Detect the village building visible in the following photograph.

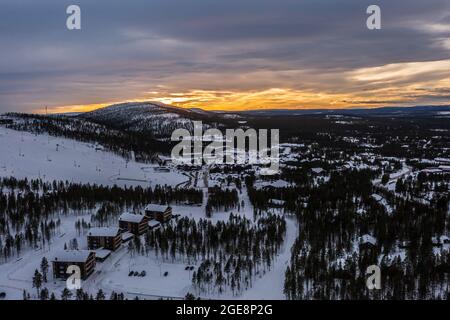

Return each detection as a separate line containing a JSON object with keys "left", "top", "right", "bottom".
{"left": 359, "top": 234, "right": 377, "bottom": 246}
{"left": 268, "top": 198, "right": 286, "bottom": 208}
{"left": 432, "top": 235, "right": 450, "bottom": 247}
{"left": 52, "top": 250, "right": 96, "bottom": 280}
{"left": 144, "top": 204, "right": 172, "bottom": 223}
{"left": 371, "top": 194, "right": 384, "bottom": 202}
{"left": 119, "top": 212, "right": 148, "bottom": 235}
{"left": 154, "top": 166, "right": 171, "bottom": 172}
{"left": 93, "top": 248, "right": 112, "bottom": 262}
{"left": 121, "top": 231, "right": 134, "bottom": 243}
{"left": 148, "top": 220, "right": 161, "bottom": 230}
{"left": 434, "top": 157, "right": 450, "bottom": 165}
{"left": 87, "top": 227, "right": 122, "bottom": 251}
{"left": 311, "top": 167, "right": 325, "bottom": 174}
{"left": 157, "top": 155, "right": 172, "bottom": 166}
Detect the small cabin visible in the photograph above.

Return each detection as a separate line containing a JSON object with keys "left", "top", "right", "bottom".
{"left": 121, "top": 232, "right": 134, "bottom": 243}
{"left": 311, "top": 167, "right": 325, "bottom": 175}
{"left": 87, "top": 227, "right": 122, "bottom": 251}
{"left": 268, "top": 199, "right": 286, "bottom": 208}
{"left": 52, "top": 250, "right": 96, "bottom": 280}
{"left": 432, "top": 235, "right": 450, "bottom": 247}
{"left": 144, "top": 204, "right": 172, "bottom": 223}
{"left": 148, "top": 220, "right": 161, "bottom": 230}
{"left": 119, "top": 213, "right": 148, "bottom": 235}
{"left": 359, "top": 234, "right": 378, "bottom": 251}
{"left": 93, "top": 249, "right": 112, "bottom": 262}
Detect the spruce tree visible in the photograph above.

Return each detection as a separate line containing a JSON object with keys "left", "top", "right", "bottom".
{"left": 61, "top": 288, "right": 72, "bottom": 300}
{"left": 32, "top": 269, "right": 43, "bottom": 298}
{"left": 40, "top": 257, "right": 49, "bottom": 282}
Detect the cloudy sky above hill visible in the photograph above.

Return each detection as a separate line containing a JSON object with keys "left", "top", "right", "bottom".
{"left": 1, "top": 0, "right": 450, "bottom": 112}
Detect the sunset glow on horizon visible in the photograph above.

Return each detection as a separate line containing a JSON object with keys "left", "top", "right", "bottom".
{"left": 43, "top": 57, "right": 450, "bottom": 114}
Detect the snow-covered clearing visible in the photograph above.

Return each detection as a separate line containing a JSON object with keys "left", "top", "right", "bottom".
{"left": 0, "top": 188, "right": 296, "bottom": 300}
{"left": 0, "top": 213, "right": 92, "bottom": 299}
{"left": 239, "top": 216, "right": 297, "bottom": 300}
{"left": 0, "top": 127, "right": 186, "bottom": 187}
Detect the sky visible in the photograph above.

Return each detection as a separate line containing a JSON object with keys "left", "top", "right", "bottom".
{"left": 1, "top": 0, "right": 450, "bottom": 113}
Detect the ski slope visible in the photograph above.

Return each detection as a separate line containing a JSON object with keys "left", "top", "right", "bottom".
{"left": 0, "top": 127, "right": 187, "bottom": 187}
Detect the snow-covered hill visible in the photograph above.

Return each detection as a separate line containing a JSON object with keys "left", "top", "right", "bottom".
{"left": 78, "top": 102, "right": 218, "bottom": 140}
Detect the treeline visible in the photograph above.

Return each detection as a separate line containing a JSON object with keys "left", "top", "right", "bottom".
{"left": 248, "top": 169, "right": 378, "bottom": 214}
{"left": 396, "top": 172, "right": 449, "bottom": 198}
{"left": 143, "top": 214, "right": 286, "bottom": 296}
{"left": 5, "top": 113, "right": 169, "bottom": 162}
{"left": 282, "top": 169, "right": 450, "bottom": 300}
{"left": 0, "top": 177, "right": 202, "bottom": 211}
{"left": 0, "top": 177, "right": 202, "bottom": 262}
{"left": 205, "top": 187, "right": 239, "bottom": 217}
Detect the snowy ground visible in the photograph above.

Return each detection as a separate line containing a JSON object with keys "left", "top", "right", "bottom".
{"left": 372, "top": 160, "right": 412, "bottom": 187}
{"left": 94, "top": 188, "right": 297, "bottom": 300}
{"left": 0, "top": 212, "right": 92, "bottom": 299}
{"left": 238, "top": 215, "right": 297, "bottom": 300}
{"left": 0, "top": 127, "right": 297, "bottom": 300}
{"left": 0, "top": 127, "right": 187, "bottom": 188}
{"left": 0, "top": 190, "right": 297, "bottom": 300}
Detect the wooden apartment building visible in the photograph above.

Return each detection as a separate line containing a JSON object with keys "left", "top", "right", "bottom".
{"left": 52, "top": 250, "right": 96, "bottom": 280}
{"left": 144, "top": 204, "right": 172, "bottom": 223}
{"left": 119, "top": 212, "right": 148, "bottom": 235}
{"left": 87, "top": 227, "right": 122, "bottom": 251}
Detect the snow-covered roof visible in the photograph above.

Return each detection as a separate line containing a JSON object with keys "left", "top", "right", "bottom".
{"left": 269, "top": 199, "right": 286, "bottom": 206}
{"left": 311, "top": 167, "right": 324, "bottom": 174}
{"left": 356, "top": 207, "right": 366, "bottom": 215}
{"left": 53, "top": 250, "right": 94, "bottom": 263}
{"left": 119, "top": 212, "right": 145, "bottom": 223}
{"left": 88, "top": 227, "right": 120, "bottom": 237}
{"left": 359, "top": 234, "right": 377, "bottom": 246}
{"left": 254, "top": 179, "right": 291, "bottom": 189}
{"left": 144, "top": 204, "right": 170, "bottom": 212}
{"left": 148, "top": 220, "right": 161, "bottom": 228}
{"left": 121, "top": 232, "right": 134, "bottom": 241}
{"left": 432, "top": 235, "right": 450, "bottom": 244}
{"left": 421, "top": 168, "right": 442, "bottom": 173}
{"left": 94, "top": 248, "right": 112, "bottom": 259}
{"left": 371, "top": 194, "right": 383, "bottom": 202}
{"left": 434, "top": 157, "right": 450, "bottom": 163}
{"left": 158, "top": 155, "right": 172, "bottom": 161}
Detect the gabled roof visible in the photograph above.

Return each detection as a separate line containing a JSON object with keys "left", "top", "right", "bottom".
{"left": 88, "top": 227, "right": 121, "bottom": 237}
{"left": 53, "top": 250, "right": 94, "bottom": 263}
{"left": 144, "top": 204, "right": 170, "bottom": 212}
{"left": 119, "top": 212, "right": 146, "bottom": 223}
{"left": 311, "top": 167, "right": 324, "bottom": 174}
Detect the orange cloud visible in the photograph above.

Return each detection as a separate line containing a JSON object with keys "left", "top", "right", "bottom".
{"left": 43, "top": 59, "right": 450, "bottom": 114}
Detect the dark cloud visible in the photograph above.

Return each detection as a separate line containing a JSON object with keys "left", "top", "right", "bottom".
{"left": 1, "top": 0, "right": 450, "bottom": 112}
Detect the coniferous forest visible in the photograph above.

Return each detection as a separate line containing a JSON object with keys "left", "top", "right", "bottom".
{"left": 0, "top": 110, "right": 449, "bottom": 300}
